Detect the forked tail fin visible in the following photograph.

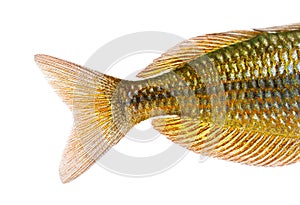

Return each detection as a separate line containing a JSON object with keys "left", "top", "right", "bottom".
{"left": 35, "top": 54, "right": 130, "bottom": 183}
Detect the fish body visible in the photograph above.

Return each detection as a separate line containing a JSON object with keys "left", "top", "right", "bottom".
{"left": 35, "top": 23, "right": 300, "bottom": 183}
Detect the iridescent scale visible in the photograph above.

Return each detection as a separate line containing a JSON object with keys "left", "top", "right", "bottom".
{"left": 208, "top": 31, "right": 300, "bottom": 137}
{"left": 35, "top": 24, "right": 300, "bottom": 183}
{"left": 116, "top": 30, "right": 300, "bottom": 166}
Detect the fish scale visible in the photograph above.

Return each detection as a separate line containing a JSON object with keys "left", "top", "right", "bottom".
{"left": 137, "top": 29, "right": 300, "bottom": 167}
{"left": 35, "top": 23, "right": 300, "bottom": 183}
{"left": 119, "top": 38, "right": 300, "bottom": 137}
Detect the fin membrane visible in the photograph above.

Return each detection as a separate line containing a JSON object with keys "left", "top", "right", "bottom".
{"left": 137, "top": 30, "right": 260, "bottom": 78}
{"left": 152, "top": 117, "right": 300, "bottom": 166}
{"left": 59, "top": 127, "right": 95, "bottom": 183}
{"left": 137, "top": 23, "right": 300, "bottom": 78}
{"left": 35, "top": 54, "right": 130, "bottom": 183}
{"left": 254, "top": 22, "right": 300, "bottom": 32}
{"left": 152, "top": 117, "right": 223, "bottom": 154}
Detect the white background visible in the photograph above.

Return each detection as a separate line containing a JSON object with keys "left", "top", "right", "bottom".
{"left": 1, "top": 0, "right": 300, "bottom": 204}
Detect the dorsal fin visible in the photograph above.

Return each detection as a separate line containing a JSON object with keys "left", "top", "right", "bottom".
{"left": 137, "top": 23, "right": 300, "bottom": 78}
{"left": 136, "top": 30, "right": 260, "bottom": 78}
{"left": 254, "top": 22, "right": 300, "bottom": 32}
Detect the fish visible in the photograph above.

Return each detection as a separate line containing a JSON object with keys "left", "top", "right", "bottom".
{"left": 35, "top": 23, "right": 300, "bottom": 183}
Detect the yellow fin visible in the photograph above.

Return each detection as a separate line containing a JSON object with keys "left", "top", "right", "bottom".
{"left": 152, "top": 117, "right": 300, "bottom": 166}
{"left": 137, "top": 23, "right": 300, "bottom": 78}
{"left": 137, "top": 30, "right": 260, "bottom": 78}
{"left": 35, "top": 54, "right": 130, "bottom": 183}
{"left": 152, "top": 117, "right": 223, "bottom": 154}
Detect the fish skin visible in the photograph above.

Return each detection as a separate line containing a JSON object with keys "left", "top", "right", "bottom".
{"left": 113, "top": 29, "right": 300, "bottom": 167}
{"left": 119, "top": 30, "right": 300, "bottom": 137}
{"left": 35, "top": 24, "right": 300, "bottom": 183}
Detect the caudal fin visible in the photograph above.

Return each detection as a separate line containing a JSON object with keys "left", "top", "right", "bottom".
{"left": 35, "top": 54, "right": 129, "bottom": 183}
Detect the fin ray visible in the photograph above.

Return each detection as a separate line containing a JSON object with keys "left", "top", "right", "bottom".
{"left": 35, "top": 54, "right": 130, "bottom": 183}
{"left": 152, "top": 117, "right": 300, "bottom": 166}
{"left": 137, "top": 23, "right": 300, "bottom": 78}
{"left": 137, "top": 30, "right": 260, "bottom": 78}
{"left": 254, "top": 22, "right": 300, "bottom": 32}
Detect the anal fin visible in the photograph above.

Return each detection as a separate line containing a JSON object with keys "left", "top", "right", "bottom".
{"left": 152, "top": 117, "right": 300, "bottom": 166}
{"left": 152, "top": 117, "right": 223, "bottom": 154}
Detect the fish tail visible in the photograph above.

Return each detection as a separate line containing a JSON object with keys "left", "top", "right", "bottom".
{"left": 34, "top": 54, "right": 129, "bottom": 183}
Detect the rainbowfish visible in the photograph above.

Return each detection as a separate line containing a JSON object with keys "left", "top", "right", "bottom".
{"left": 35, "top": 23, "right": 300, "bottom": 183}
